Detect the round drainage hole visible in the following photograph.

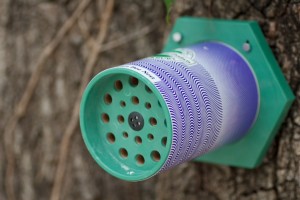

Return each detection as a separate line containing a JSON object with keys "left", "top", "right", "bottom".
{"left": 136, "top": 154, "right": 145, "bottom": 165}
{"left": 162, "top": 137, "right": 167, "bottom": 147}
{"left": 132, "top": 96, "right": 139, "bottom": 105}
{"left": 145, "top": 102, "right": 151, "bottom": 109}
{"left": 149, "top": 117, "right": 157, "bottom": 126}
{"left": 104, "top": 93, "right": 112, "bottom": 104}
{"left": 145, "top": 85, "right": 152, "bottom": 93}
{"left": 151, "top": 151, "right": 161, "bottom": 162}
{"left": 147, "top": 133, "right": 154, "bottom": 140}
{"left": 120, "top": 101, "right": 126, "bottom": 107}
{"left": 158, "top": 101, "right": 161, "bottom": 107}
{"left": 129, "top": 76, "right": 139, "bottom": 87}
{"left": 101, "top": 113, "right": 110, "bottom": 123}
{"left": 119, "top": 148, "right": 128, "bottom": 158}
{"left": 123, "top": 132, "right": 128, "bottom": 138}
{"left": 114, "top": 80, "right": 123, "bottom": 91}
{"left": 135, "top": 136, "right": 142, "bottom": 144}
{"left": 107, "top": 133, "right": 115, "bottom": 143}
{"left": 118, "top": 115, "right": 124, "bottom": 123}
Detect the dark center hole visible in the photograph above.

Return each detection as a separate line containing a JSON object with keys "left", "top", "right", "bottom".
{"left": 128, "top": 112, "right": 144, "bottom": 131}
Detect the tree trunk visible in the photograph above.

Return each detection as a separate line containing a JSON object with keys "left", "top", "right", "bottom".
{"left": 0, "top": 0, "right": 299, "bottom": 200}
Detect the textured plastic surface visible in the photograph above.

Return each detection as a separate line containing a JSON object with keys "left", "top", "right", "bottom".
{"left": 163, "top": 17, "right": 295, "bottom": 168}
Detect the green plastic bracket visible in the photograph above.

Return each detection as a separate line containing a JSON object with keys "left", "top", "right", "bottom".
{"left": 163, "top": 17, "right": 295, "bottom": 168}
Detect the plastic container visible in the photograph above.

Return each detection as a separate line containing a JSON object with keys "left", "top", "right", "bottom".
{"left": 80, "top": 41, "right": 259, "bottom": 181}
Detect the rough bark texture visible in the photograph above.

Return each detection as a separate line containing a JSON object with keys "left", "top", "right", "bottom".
{"left": 0, "top": 0, "right": 299, "bottom": 200}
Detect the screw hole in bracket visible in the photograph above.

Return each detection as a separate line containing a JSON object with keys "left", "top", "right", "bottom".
{"left": 243, "top": 40, "right": 251, "bottom": 52}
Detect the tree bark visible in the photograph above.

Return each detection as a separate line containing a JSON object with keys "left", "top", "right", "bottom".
{"left": 0, "top": 0, "right": 299, "bottom": 200}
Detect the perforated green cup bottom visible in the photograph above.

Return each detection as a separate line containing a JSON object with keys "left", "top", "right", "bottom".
{"left": 80, "top": 67, "right": 172, "bottom": 181}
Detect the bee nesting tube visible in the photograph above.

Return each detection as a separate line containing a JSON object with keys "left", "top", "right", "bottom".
{"left": 80, "top": 42, "right": 259, "bottom": 181}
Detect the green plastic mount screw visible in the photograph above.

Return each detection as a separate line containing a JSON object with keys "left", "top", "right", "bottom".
{"left": 163, "top": 17, "right": 295, "bottom": 168}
